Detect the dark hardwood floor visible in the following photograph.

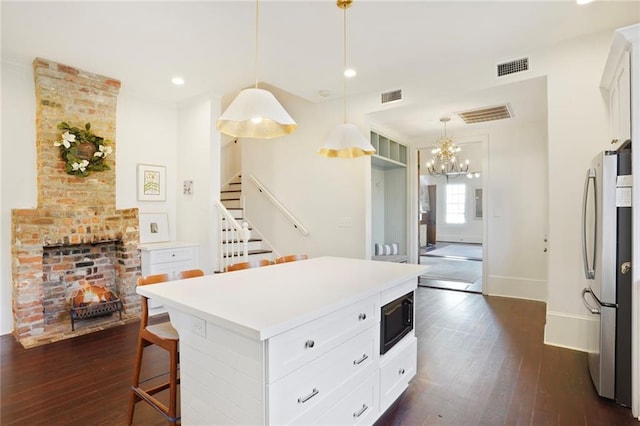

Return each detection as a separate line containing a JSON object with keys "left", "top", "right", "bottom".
{"left": 375, "top": 288, "right": 636, "bottom": 426}
{"left": 1, "top": 287, "right": 636, "bottom": 425}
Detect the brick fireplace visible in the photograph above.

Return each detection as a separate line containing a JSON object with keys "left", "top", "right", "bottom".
{"left": 11, "top": 58, "right": 141, "bottom": 348}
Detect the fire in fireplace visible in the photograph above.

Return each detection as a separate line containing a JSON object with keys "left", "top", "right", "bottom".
{"left": 70, "top": 283, "right": 123, "bottom": 331}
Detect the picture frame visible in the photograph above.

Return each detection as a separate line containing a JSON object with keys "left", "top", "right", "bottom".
{"left": 137, "top": 164, "right": 166, "bottom": 202}
{"left": 139, "top": 213, "right": 170, "bottom": 243}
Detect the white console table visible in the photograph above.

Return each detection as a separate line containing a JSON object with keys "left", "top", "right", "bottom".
{"left": 138, "top": 256, "right": 427, "bottom": 425}
{"left": 138, "top": 241, "right": 199, "bottom": 316}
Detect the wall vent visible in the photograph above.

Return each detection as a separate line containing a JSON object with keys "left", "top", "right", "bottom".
{"left": 381, "top": 89, "right": 402, "bottom": 104}
{"left": 458, "top": 104, "right": 513, "bottom": 124}
{"left": 496, "top": 57, "right": 529, "bottom": 77}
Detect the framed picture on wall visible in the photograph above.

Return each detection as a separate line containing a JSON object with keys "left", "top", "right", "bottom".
{"left": 137, "top": 164, "right": 166, "bottom": 201}
{"left": 139, "top": 213, "right": 170, "bottom": 243}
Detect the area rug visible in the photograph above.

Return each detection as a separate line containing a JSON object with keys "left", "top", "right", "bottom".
{"left": 425, "top": 243, "right": 482, "bottom": 261}
{"left": 419, "top": 256, "right": 482, "bottom": 283}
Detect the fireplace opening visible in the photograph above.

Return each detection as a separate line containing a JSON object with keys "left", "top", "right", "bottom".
{"left": 70, "top": 283, "right": 123, "bottom": 331}
{"left": 43, "top": 241, "right": 122, "bottom": 332}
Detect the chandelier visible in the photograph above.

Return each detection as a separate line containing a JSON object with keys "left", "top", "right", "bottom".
{"left": 425, "top": 117, "right": 470, "bottom": 177}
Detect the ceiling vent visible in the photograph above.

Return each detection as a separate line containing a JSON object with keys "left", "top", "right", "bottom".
{"left": 381, "top": 89, "right": 402, "bottom": 104}
{"left": 458, "top": 104, "right": 513, "bottom": 124}
{"left": 496, "top": 57, "right": 529, "bottom": 77}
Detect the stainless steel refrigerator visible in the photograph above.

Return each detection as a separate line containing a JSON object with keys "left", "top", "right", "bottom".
{"left": 581, "top": 141, "right": 632, "bottom": 407}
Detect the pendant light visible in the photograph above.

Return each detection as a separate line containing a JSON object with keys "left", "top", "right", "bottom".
{"left": 216, "top": 0, "right": 296, "bottom": 139}
{"left": 318, "top": 0, "right": 376, "bottom": 158}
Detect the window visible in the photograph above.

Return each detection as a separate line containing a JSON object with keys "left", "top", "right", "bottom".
{"left": 445, "top": 183, "right": 466, "bottom": 224}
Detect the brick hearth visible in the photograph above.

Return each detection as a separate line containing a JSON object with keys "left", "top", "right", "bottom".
{"left": 11, "top": 58, "right": 141, "bottom": 348}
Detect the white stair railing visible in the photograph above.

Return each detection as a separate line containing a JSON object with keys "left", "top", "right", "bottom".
{"left": 215, "top": 199, "right": 250, "bottom": 272}
{"left": 248, "top": 175, "right": 310, "bottom": 236}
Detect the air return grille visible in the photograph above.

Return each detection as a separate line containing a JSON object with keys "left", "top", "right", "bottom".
{"left": 458, "top": 105, "right": 512, "bottom": 124}
{"left": 381, "top": 89, "right": 402, "bottom": 104}
{"left": 496, "top": 57, "right": 529, "bottom": 77}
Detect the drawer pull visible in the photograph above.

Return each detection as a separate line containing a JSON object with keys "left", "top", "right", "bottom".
{"left": 304, "top": 340, "right": 315, "bottom": 349}
{"left": 353, "top": 353, "right": 368, "bottom": 365}
{"left": 297, "top": 388, "right": 319, "bottom": 404}
{"left": 353, "top": 404, "right": 368, "bottom": 418}
{"left": 399, "top": 368, "right": 405, "bottom": 375}
{"left": 358, "top": 313, "right": 367, "bottom": 321}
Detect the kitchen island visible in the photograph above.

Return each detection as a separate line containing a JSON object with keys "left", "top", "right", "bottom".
{"left": 138, "top": 256, "right": 427, "bottom": 425}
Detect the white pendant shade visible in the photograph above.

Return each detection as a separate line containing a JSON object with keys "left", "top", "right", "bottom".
{"left": 318, "top": 123, "right": 376, "bottom": 158}
{"left": 216, "top": 88, "right": 297, "bottom": 139}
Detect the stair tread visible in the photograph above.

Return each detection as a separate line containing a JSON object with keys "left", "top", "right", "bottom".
{"left": 221, "top": 238, "right": 262, "bottom": 244}
{"left": 221, "top": 190, "right": 242, "bottom": 193}
{"left": 222, "top": 249, "right": 272, "bottom": 258}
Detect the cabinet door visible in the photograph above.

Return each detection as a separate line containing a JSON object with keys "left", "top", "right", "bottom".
{"left": 609, "top": 50, "right": 631, "bottom": 144}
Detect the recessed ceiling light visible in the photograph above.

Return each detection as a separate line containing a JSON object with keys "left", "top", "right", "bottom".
{"left": 344, "top": 68, "right": 356, "bottom": 78}
{"left": 171, "top": 77, "right": 185, "bottom": 86}
{"left": 576, "top": 0, "right": 594, "bottom": 4}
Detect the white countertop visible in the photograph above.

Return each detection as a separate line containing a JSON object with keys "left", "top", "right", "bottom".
{"left": 137, "top": 256, "right": 427, "bottom": 341}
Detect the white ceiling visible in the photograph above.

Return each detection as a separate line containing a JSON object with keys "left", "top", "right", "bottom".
{"left": 2, "top": 1, "right": 639, "bottom": 141}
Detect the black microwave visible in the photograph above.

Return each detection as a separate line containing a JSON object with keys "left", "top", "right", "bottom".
{"left": 380, "top": 291, "right": 414, "bottom": 355}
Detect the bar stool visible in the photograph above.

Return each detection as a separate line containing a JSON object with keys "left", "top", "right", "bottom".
{"left": 177, "top": 268, "right": 205, "bottom": 279}
{"left": 127, "top": 273, "right": 180, "bottom": 425}
{"left": 274, "top": 254, "right": 309, "bottom": 264}
{"left": 226, "top": 259, "right": 271, "bottom": 272}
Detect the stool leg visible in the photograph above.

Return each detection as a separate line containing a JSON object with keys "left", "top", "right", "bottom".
{"left": 127, "top": 337, "right": 145, "bottom": 425}
{"left": 168, "top": 341, "right": 179, "bottom": 425}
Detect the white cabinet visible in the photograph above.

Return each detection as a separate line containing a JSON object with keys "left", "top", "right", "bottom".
{"left": 607, "top": 51, "right": 631, "bottom": 144}
{"left": 139, "top": 241, "right": 199, "bottom": 315}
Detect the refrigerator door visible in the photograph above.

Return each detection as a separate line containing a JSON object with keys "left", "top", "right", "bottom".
{"left": 588, "top": 152, "right": 619, "bottom": 304}
{"left": 582, "top": 287, "right": 616, "bottom": 399}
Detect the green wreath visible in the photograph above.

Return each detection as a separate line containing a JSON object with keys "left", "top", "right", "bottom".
{"left": 54, "top": 122, "right": 112, "bottom": 177}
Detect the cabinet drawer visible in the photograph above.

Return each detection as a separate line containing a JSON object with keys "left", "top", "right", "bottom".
{"left": 312, "top": 370, "right": 379, "bottom": 425}
{"left": 149, "top": 247, "right": 195, "bottom": 264}
{"left": 380, "top": 336, "right": 417, "bottom": 412}
{"left": 268, "top": 326, "right": 377, "bottom": 426}
{"left": 267, "top": 296, "right": 377, "bottom": 382}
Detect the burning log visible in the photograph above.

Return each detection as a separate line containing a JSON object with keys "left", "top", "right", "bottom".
{"left": 70, "top": 282, "right": 122, "bottom": 331}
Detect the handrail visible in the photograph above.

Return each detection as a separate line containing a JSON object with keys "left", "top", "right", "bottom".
{"left": 222, "top": 137, "right": 238, "bottom": 150}
{"left": 214, "top": 199, "right": 250, "bottom": 272}
{"left": 248, "top": 175, "right": 310, "bottom": 236}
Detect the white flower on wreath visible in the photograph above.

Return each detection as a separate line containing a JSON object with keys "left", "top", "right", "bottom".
{"left": 53, "top": 131, "right": 76, "bottom": 149}
{"left": 93, "top": 144, "right": 113, "bottom": 158}
{"left": 71, "top": 160, "right": 89, "bottom": 172}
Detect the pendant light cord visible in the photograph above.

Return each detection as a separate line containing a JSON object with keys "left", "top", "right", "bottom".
{"left": 343, "top": 5, "right": 348, "bottom": 124}
{"left": 254, "top": 0, "right": 259, "bottom": 89}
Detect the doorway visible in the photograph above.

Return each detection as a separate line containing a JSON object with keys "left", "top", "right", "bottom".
{"left": 417, "top": 142, "right": 484, "bottom": 294}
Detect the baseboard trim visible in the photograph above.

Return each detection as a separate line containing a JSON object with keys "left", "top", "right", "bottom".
{"left": 485, "top": 275, "right": 546, "bottom": 301}
{"left": 544, "top": 310, "right": 596, "bottom": 352}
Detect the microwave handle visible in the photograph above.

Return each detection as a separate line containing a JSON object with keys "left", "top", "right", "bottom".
{"left": 402, "top": 299, "right": 413, "bottom": 326}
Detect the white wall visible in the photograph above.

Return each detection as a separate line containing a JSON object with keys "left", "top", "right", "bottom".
{"left": 116, "top": 90, "right": 178, "bottom": 227}
{"left": 1, "top": 61, "right": 37, "bottom": 335}
{"left": 176, "top": 95, "right": 221, "bottom": 273}
{"left": 242, "top": 86, "right": 370, "bottom": 260}
{"left": 371, "top": 167, "right": 385, "bottom": 249}
{"left": 0, "top": 62, "right": 180, "bottom": 335}
{"left": 541, "top": 31, "right": 617, "bottom": 350}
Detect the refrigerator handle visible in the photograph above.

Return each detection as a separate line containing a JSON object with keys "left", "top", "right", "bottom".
{"left": 581, "top": 288, "right": 600, "bottom": 315}
{"left": 581, "top": 168, "right": 596, "bottom": 280}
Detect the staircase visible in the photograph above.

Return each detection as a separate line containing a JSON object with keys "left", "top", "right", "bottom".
{"left": 219, "top": 175, "right": 273, "bottom": 269}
